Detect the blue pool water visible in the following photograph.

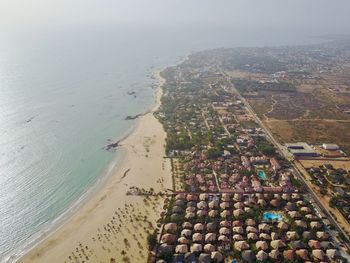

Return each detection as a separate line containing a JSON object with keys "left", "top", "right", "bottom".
{"left": 258, "top": 170, "right": 267, "bottom": 180}
{"left": 263, "top": 212, "right": 283, "bottom": 221}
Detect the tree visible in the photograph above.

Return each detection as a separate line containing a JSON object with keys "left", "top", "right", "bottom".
{"left": 207, "top": 147, "right": 221, "bottom": 159}
{"left": 147, "top": 233, "right": 158, "bottom": 250}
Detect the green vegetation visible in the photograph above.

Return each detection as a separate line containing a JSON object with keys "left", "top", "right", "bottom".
{"left": 147, "top": 233, "right": 157, "bottom": 250}
{"left": 254, "top": 137, "right": 276, "bottom": 156}
{"left": 233, "top": 79, "right": 296, "bottom": 93}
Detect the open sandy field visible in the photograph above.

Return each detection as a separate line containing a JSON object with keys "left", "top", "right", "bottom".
{"left": 18, "top": 72, "right": 172, "bottom": 263}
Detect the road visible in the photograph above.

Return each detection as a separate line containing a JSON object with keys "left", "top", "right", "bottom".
{"left": 222, "top": 71, "right": 350, "bottom": 249}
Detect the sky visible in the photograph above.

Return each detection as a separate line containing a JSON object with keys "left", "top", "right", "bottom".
{"left": 0, "top": 0, "right": 349, "bottom": 34}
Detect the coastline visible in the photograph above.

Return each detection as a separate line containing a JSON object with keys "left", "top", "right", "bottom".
{"left": 15, "top": 70, "right": 172, "bottom": 263}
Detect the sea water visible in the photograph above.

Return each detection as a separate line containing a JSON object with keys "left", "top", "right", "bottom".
{"left": 0, "top": 26, "right": 324, "bottom": 261}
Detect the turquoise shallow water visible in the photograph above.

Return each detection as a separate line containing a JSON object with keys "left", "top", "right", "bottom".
{"left": 263, "top": 212, "right": 283, "bottom": 221}
{"left": 258, "top": 170, "right": 267, "bottom": 180}
{"left": 0, "top": 26, "right": 324, "bottom": 261}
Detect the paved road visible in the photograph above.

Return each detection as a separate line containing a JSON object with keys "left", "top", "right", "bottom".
{"left": 222, "top": 71, "right": 350, "bottom": 248}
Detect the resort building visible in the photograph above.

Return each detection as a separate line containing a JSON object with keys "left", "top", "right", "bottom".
{"left": 285, "top": 142, "right": 319, "bottom": 158}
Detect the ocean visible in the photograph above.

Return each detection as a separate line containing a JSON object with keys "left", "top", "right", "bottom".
{"left": 0, "top": 25, "right": 325, "bottom": 261}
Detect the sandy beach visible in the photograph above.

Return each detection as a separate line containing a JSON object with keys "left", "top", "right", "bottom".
{"left": 18, "top": 71, "right": 172, "bottom": 263}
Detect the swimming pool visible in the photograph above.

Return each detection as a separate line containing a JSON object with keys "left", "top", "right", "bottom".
{"left": 258, "top": 170, "right": 267, "bottom": 180}
{"left": 263, "top": 212, "right": 283, "bottom": 221}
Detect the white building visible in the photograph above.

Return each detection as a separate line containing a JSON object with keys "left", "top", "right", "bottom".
{"left": 322, "top": 143, "right": 340, "bottom": 151}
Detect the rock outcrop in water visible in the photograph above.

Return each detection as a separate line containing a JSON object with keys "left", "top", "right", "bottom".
{"left": 104, "top": 139, "right": 122, "bottom": 151}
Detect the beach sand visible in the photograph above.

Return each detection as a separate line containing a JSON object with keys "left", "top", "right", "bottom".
{"left": 18, "top": 71, "right": 171, "bottom": 263}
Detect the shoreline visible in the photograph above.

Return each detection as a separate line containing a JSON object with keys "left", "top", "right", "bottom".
{"left": 14, "top": 69, "right": 172, "bottom": 263}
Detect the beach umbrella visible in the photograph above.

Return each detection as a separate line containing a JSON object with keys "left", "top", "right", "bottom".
{"left": 190, "top": 243, "right": 202, "bottom": 253}
{"left": 219, "top": 227, "right": 230, "bottom": 236}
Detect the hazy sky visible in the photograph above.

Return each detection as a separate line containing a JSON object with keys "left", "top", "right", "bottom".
{"left": 0, "top": 0, "right": 349, "bottom": 33}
